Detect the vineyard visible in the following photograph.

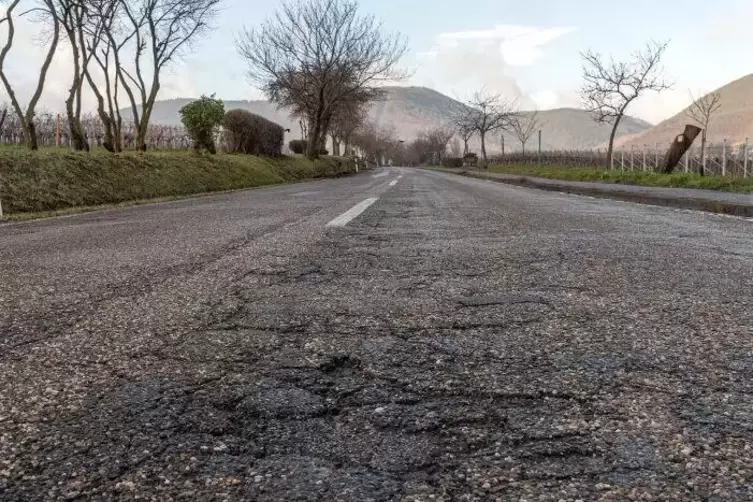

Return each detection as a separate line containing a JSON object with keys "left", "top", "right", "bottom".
{"left": 491, "top": 139, "right": 753, "bottom": 177}
{"left": 0, "top": 110, "right": 192, "bottom": 150}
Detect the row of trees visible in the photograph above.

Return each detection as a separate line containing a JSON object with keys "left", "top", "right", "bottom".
{"left": 0, "top": 0, "right": 219, "bottom": 151}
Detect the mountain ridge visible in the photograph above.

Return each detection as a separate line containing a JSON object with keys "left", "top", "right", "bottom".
{"left": 616, "top": 73, "right": 753, "bottom": 149}
{"left": 138, "top": 86, "right": 653, "bottom": 152}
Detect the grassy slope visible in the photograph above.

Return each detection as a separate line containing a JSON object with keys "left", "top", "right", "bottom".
{"left": 487, "top": 164, "right": 753, "bottom": 193}
{"left": 0, "top": 151, "right": 355, "bottom": 215}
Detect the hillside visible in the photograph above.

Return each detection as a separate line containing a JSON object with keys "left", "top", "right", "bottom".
{"left": 616, "top": 74, "right": 753, "bottom": 149}
{"left": 139, "top": 86, "right": 652, "bottom": 152}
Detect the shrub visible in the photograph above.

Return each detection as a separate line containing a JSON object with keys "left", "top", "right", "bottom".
{"left": 179, "top": 94, "right": 225, "bottom": 154}
{"left": 441, "top": 157, "right": 463, "bottom": 168}
{"left": 288, "top": 139, "right": 328, "bottom": 156}
{"left": 289, "top": 139, "right": 307, "bottom": 154}
{"left": 222, "top": 109, "right": 284, "bottom": 156}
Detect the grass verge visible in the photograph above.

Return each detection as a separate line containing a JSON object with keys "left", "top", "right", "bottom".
{"left": 486, "top": 164, "right": 753, "bottom": 193}
{"left": 0, "top": 150, "right": 355, "bottom": 217}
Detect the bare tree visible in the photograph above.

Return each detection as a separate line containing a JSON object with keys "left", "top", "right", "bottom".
{"left": 451, "top": 106, "right": 476, "bottom": 155}
{"left": 467, "top": 90, "right": 517, "bottom": 161}
{"left": 450, "top": 137, "right": 461, "bottom": 157}
{"left": 508, "top": 111, "right": 541, "bottom": 154}
{"left": 581, "top": 40, "right": 672, "bottom": 167}
{"left": 0, "top": 0, "right": 60, "bottom": 150}
{"left": 50, "top": 0, "right": 110, "bottom": 150}
{"left": 420, "top": 126, "right": 454, "bottom": 163}
{"left": 118, "top": 0, "right": 219, "bottom": 150}
{"left": 237, "top": 0, "right": 407, "bottom": 159}
{"left": 330, "top": 98, "right": 369, "bottom": 156}
{"left": 82, "top": 0, "right": 126, "bottom": 151}
{"left": 685, "top": 89, "right": 722, "bottom": 176}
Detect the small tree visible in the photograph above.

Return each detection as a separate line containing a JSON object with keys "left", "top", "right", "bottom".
{"left": 508, "top": 111, "right": 541, "bottom": 154}
{"left": 467, "top": 91, "right": 517, "bottom": 161}
{"left": 451, "top": 106, "right": 476, "bottom": 155}
{"left": 450, "top": 137, "right": 461, "bottom": 157}
{"left": 581, "top": 40, "right": 672, "bottom": 168}
{"left": 180, "top": 95, "right": 225, "bottom": 153}
{"left": 420, "top": 126, "right": 454, "bottom": 164}
{"left": 685, "top": 90, "right": 722, "bottom": 176}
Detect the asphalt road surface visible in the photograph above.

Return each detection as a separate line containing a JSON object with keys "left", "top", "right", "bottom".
{"left": 2, "top": 168, "right": 753, "bottom": 501}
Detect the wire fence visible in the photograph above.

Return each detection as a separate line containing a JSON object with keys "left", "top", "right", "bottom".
{"left": 0, "top": 113, "right": 300, "bottom": 154}
{"left": 491, "top": 139, "right": 752, "bottom": 177}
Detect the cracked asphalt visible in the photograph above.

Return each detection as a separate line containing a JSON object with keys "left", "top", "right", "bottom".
{"left": 2, "top": 167, "right": 753, "bottom": 501}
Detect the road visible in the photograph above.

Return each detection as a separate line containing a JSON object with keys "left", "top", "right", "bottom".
{"left": 2, "top": 167, "right": 753, "bottom": 501}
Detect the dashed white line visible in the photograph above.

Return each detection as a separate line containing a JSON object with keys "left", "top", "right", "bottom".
{"left": 371, "top": 171, "right": 389, "bottom": 178}
{"left": 389, "top": 179, "right": 398, "bottom": 186}
{"left": 397, "top": 175, "right": 404, "bottom": 179}
{"left": 326, "top": 198, "right": 379, "bottom": 227}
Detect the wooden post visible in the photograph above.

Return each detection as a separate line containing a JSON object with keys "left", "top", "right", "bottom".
{"left": 744, "top": 138, "right": 749, "bottom": 177}
{"left": 685, "top": 148, "right": 689, "bottom": 173}
{"left": 630, "top": 145, "right": 634, "bottom": 171}
{"left": 642, "top": 144, "right": 646, "bottom": 171}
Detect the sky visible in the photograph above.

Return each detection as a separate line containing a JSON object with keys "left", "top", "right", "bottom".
{"left": 3, "top": 0, "right": 753, "bottom": 124}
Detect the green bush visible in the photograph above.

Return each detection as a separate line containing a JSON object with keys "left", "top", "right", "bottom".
{"left": 179, "top": 94, "right": 225, "bottom": 154}
{"left": 288, "top": 139, "right": 328, "bottom": 156}
{"left": 223, "top": 109, "right": 284, "bottom": 156}
{"left": 441, "top": 157, "right": 463, "bottom": 168}
{"left": 289, "top": 139, "right": 307, "bottom": 154}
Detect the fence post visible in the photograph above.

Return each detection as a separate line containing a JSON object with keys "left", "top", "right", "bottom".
{"left": 745, "top": 138, "right": 749, "bottom": 177}
{"left": 642, "top": 144, "right": 647, "bottom": 171}
{"left": 685, "top": 148, "right": 689, "bottom": 173}
{"left": 654, "top": 143, "right": 659, "bottom": 171}
{"left": 722, "top": 139, "right": 727, "bottom": 176}
{"left": 620, "top": 150, "right": 624, "bottom": 172}
{"left": 630, "top": 145, "right": 634, "bottom": 171}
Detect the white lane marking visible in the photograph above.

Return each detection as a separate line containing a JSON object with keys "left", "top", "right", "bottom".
{"left": 326, "top": 198, "right": 379, "bottom": 227}
{"left": 372, "top": 171, "right": 389, "bottom": 178}
{"left": 389, "top": 179, "right": 398, "bottom": 186}
{"left": 397, "top": 175, "right": 404, "bottom": 179}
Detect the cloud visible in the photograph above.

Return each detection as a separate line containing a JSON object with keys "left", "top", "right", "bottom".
{"left": 414, "top": 24, "right": 575, "bottom": 107}
{"left": 435, "top": 25, "right": 576, "bottom": 67}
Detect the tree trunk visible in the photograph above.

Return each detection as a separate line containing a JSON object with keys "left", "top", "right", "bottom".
{"left": 480, "top": 132, "right": 487, "bottom": 161}
{"left": 306, "top": 122, "right": 320, "bottom": 159}
{"left": 661, "top": 124, "right": 702, "bottom": 174}
{"left": 65, "top": 86, "right": 88, "bottom": 151}
{"left": 25, "top": 120, "right": 38, "bottom": 150}
{"left": 699, "top": 130, "right": 706, "bottom": 177}
{"left": 606, "top": 115, "right": 623, "bottom": 169}
{"left": 331, "top": 134, "right": 340, "bottom": 156}
{"left": 463, "top": 139, "right": 469, "bottom": 155}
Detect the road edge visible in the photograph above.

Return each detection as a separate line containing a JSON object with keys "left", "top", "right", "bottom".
{"left": 431, "top": 168, "right": 753, "bottom": 218}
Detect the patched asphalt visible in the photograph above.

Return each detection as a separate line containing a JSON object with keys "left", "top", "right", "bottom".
{"left": 2, "top": 168, "right": 753, "bottom": 501}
